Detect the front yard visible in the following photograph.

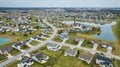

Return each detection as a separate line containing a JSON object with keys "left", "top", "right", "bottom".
{"left": 65, "top": 37, "right": 78, "bottom": 45}
{"left": 30, "top": 41, "right": 39, "bottom": 46}
{"left": 52, "top": 36, "right": 63, "bottom": 42}
{"left": 81, "top": 40, "right": 93, "bottom": 48}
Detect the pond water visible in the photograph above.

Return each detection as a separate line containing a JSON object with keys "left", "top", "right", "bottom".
{"left": 63, "top": 21, "right": 116, "bottom": 42}
{"left": 0, "top": 38, "right": 11, "bottom": 45}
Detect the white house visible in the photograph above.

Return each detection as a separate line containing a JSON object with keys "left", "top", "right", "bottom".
{"left": 17, "top": 58, "right": 34, "bottom": 67}
{"left": 47, "top": 43, "right": 61, "bottom": 51}
{"left": 31, "top": 52, "right": 49, "bottom": 63}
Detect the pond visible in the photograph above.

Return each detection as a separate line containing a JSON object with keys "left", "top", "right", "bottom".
{"left": 0, "top": 38, "right": 11, "bottom": 45}
{"left": 63, "top": 21, "right": 116, "bottom": 42}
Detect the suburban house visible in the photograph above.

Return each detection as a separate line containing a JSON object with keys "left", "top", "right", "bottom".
{"left": 17, "top": 58, "right": 34, "bottom": 67}
{"left": 79, "top": 53, "right": 94, "bottom": 64}
{"left": 79, "top": 24, "right": 92, "bottom": 32}
{"left": 22, "top": 39, "right": 31, "bottom": 44}
{"left": 12, "top": 42, "right": 25, "bottom": 49}
{"left": 30, "top": 36, "right": 38, "bottom": 40}
{"left": 74, "top": 37, "right": 85, "bottom": 43}
{"left": 47, "top": 43, "right": 61, "bottom": 51}
{"left": 64, "top": 48, "right": 77, "bottom": 57}
{"left": 72, "top": 24, "right": 92, "bottom": 32}
{"left": 31, "top": 52, "right": 49, "bottom": 63}
{"left": 42, "top": 29, "right": 48, "bottom": 35}
{"left": 72, "top": 28, "right": 80, "bottom": 31}
{"left": 96, "top": 55, "right": 113, "bottom": 67}
{"left": 12, "top": 28, "right": 19, "bottom": 32}
{"left": 0, "top": 46, "right": 13, "bottom": 55}
{"left": 27, "top": 29, "right": 34, "bottom": 34}
{"left": 36, "top": 33, "right": 43, "bottom": 38}
{"left": 101, "top": 44, "right": 113, "bottom": 50}
{"left": 59, "top": 32, "right": 69, "bottom": 40}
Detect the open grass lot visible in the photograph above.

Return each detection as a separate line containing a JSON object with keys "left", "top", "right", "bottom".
{"left": 0, "top": 30, "right": 42, "bottom": 48}
{"left": 6, "top": 60, "right": 19, "bottom": 67}
{"left": 30, "top": 41, "right": 39, "bottom": 46}
{"left": 52, "top": 35, "right": 63, "bottom": 42}
{"left": 38, "top": 38, "right": 46, "bottom": 41}
{"left": 0, "top": 54, "right": 7, "bottom": 63}
{"left": 53, "top": 53, "right": 98, "bottom": 67}
{"left": 44, "top": 35, "right": 50, "bottom": 38}
{"left": 10, "top": 48, "right": 21, "bottom": 55}
{"left": 76, "top": 33, "right": 114, "bottom": 44}
{"left": 113, "top": 59, "right": 120, "bottom": 67}
{"left": 97, "top": 44, "right": 107, "bottom": 52}
{"left": 112, "top": 19, "right": 120, "bottom": 56}
{"left": 65, "top": 37, "right": 78, "bottom": 45}
{"left": 81, "top": 39, "right": 93, "bottom": 48}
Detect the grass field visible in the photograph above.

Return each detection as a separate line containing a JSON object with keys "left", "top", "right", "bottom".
{"left": 10, "top": 48, "right": 21, "bottom": 55}
{"left": 97, "top": 44, "right": 107, "bottom": 52}
{"left": 30, "top": 41, "right": 39, "bottom": 46}
{"left": 52, "top": 35, "right": 63, "bottom": 42}
{"left": 65, "top": 36, "right": 78, "bottom": 45}
{"left": 0, "top": 54, "right": 7, "bottom": 63}
{"left": 6, "top": 60, "right": 19, "bottom": 67}
{"left": 112, "top": 19, "right": 120, "bottom": 56}
{"left": 81, "top": 39, "right": 93, "bottom": 48}
{"left": 113, "top": 59, "right": 120, "bottom": 67}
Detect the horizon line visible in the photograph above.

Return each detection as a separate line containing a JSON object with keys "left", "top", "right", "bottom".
{"left": 0, "top": 7, "right": 120, "bottom": 8}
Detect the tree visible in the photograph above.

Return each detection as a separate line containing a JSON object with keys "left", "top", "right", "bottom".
{"left": 24, "top": 33, "right": 28, "bottom": 36}
{"left": 36, "top": 25, "right": 40, "bottom": 30}
{"left": 12, "top": 32, "right": 16, "bottom": 35}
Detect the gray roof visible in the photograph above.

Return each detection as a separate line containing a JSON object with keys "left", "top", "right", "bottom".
{"left": 47, "top": 43, "right": 59, "bottom": 47}
{"left": 65, "top": 48, "right": 76, "bottom": 56}
{"left": 19, "top": 58, "right": 34, "bottom": 64}
{"left": 14, "top": 42, "right": 25, "bottom": 47}
{"left": 0, "top": 46, "right": 12, "bottom": 53}
{"left": 79, "top": 53, "right": 93, "bottom": 61}
{"left": 96, "top": 55, "right": 112, "bottom": 63}
{"left": 32, "top": 52, "right": 48, "bottom": 62}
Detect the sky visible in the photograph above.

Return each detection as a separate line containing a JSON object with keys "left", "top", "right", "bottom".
{"left": 0, "top": 0, "right": 120, "bottom": 7}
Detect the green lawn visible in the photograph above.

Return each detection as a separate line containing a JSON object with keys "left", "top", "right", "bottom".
{"left": 65, "top": 37, "right": 78, "bottom": 45}
{"left": 6, "top": 60, "right": 19, "bottom": 67}
{"left": 52, "top": 36, "right": 63, "bottom": 42}
{"left": 113, "top": 59, "right": 120, "bottom": 67}
{"left": 0, "top": 54, "right": 7, "bottom": 63}
{"left": 44, "top": 35, "right": 50, "bottom": 38}
{"left": 97, "top": 44, "right": 107, "bottom": 52}
{"left": 40, "top": 49, "right": 63, "bottom": 59}
{"left": 30, "top": 41, "right": 39, "bottom": 46}
{"left": 112, "top": 19, "right": 120, "bottom": 56}
{"left": 10, "top": 48, "right": 21, "bottom": 55}
{"left": 39, "top": 38, "right": 46, "bottom": 41}
{"left": 81, "top": 40, "right": 93, "bottom": 48}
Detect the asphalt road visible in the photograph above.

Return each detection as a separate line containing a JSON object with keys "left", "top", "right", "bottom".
{"left": 0, "top": 20, "right": 57, "bottom": 67}
{"left": 51, "top": 41, "right": 120, "bottom": 60}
